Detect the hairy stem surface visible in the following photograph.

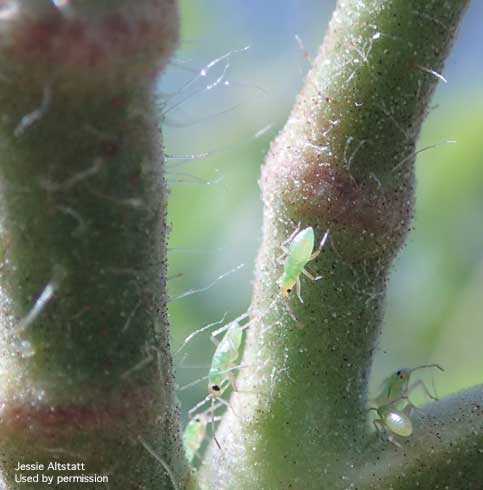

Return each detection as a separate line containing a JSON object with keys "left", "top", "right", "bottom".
{"left": 0, "top": 2, "right": 187, "bottom": 489}
{"left": 200, "top": 1, "right": 469, "bottom": 489}
{"left": 357, "top": 386, "right": 483, "bottom": 489}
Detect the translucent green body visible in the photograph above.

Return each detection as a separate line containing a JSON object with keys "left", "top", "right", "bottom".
{"left": 208, "top": 324, "right": 243, "bottom": 393}
{"left": 372, "top": 365, "right": 442, "bottom": 442}
{"left": 281, "top": 227, "right": 315, "bottom": 290}
{"left": 374, "top": 368, "right": 411, "bottom": 407}
{"left": 183, "top": 415, "right": 207, "bottom": 463}
{"left": 378, "top": 405, "right": 413, "bottom": 437}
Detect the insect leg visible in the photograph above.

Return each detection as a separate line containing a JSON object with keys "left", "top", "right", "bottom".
{"left": 301, "top": 268, "right": 322, "bottom": 281}
{"left": 226, "top": 371, "right": 238, "bottom": 392}
{"left": 188, "top": 395, "right": 213, "bottom": 417}
{"left": 229, "top": 368, "right": 269, "bottom": 399}
{"left": 218, "top": 373, "right": 244, "bottom": 417}
{"left": 211, "top": 312, "right": 250, "bottom": 338}
{"left": 394, "top": 395, "right": 423, "bottom": 414}
{"left": 276, "top": 249, "right": 289, "bottom": 264}
{"left": 308, "top": 250, "right": 320, "bottom": 261}
{"left": 372, "top": 418, "right": 385, "bottom": 439}
{"left": 368, "top": 408, "right": 384, "bottom": 435}
{"left": 372, "top": 413, "right": 401, "bottom": 447}
{"left": 210, "top": 335, "right": 220, "bottom": 347}
{"left": 402, "top": 403, "right": 415, "bottom": 417}
{"left": 408, "top": 379, "right": 439, "bottom": 402}
{"left": 308, "top": 230, "right": 330, "bottom": 261}
{"left": 188, "top": 393, "right": 227, "bottom": 418}
{"left": 284, "top": 300, "right": 301, "bottom": 326}
{"left": 281, "top": 222, "right": 302, "bottom": 247}
{"left": 215, "top": 393, "right": 239, "bottom": 418}
{"left": 387, "top": 434, "right": 402, "bottom": 448}
{"left": 295, "top": 277, "right": 303, "bottom": 303}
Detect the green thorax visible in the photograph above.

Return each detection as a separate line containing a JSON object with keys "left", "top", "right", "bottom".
{"left": 374, "top": 369, "right": 411, "bottom": 407}
{"left": 183, "top": 416, "right": 207, "bottom": 463}
{"left": 282, "top": 227, "right": 315, "bottom": 281}
{"left": 208, "top": 324, "right": 243, "bottom": 386}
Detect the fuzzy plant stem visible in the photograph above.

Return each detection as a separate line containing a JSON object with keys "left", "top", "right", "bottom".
{"left": 0, "top": 2, "right": 189, "bottom": 490}
{"left": 356, "top": 386, "right": 483, "bottom": 489}
{"left": 199, "top": 1, "right": 470, "bottom": 489}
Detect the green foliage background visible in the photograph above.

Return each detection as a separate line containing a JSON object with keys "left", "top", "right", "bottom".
{"left": 162, "top": 1, "right": 483, "bottom": 429}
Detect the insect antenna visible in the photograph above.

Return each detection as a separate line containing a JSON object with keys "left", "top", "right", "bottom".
{"left": 174, "top": 313, "right": 228, "bottom": 356}
{"left": 409, "top": 363, "right": 444, "bottom": 374}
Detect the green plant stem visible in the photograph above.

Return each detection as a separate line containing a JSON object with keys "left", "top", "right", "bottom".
{"left": 356, "top": 386, "right": 483, "bottom": 489}
{"left": 199, "top": 1, "right": 469, "bottom": 489}
{"left": 0, "top": 2, "right": 188, "bottom": 489}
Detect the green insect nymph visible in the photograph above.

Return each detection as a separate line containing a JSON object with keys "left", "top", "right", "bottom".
{"left": 277, "top": 225, "right": 329, "bottom": 303}
{"left": 208, "top": 322, "right": 243, "bottom": 396}
{"left": 369, "top": 363, "right": 444, "bottom": 446}
{"left": 370, "top": 404, "right": 413, "bottom": 447}
{"left": 183, "top": 414, "right": 207, "bottom": 464}
{"left": 205, "top": 321, "right": 245, "bottom": 451}
{"left": 374, "top": 364, "right": 443, "bottom": 409}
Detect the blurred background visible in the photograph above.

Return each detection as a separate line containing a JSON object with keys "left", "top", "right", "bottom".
{"left": 159, "top": 1, "right": 483, "bottom": 423}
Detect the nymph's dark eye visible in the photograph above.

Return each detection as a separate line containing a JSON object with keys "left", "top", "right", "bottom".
{"left": 287, "top": 288, "right": 292, "bottom": 293}
{"left": 396, "top": 370, "right": 401, "bottom": 376}
{"left": 212, "top": 385, "right": 221, "bottom": 392}
{"left": 195, "top": 418, "right": 201, "bottom": 423}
